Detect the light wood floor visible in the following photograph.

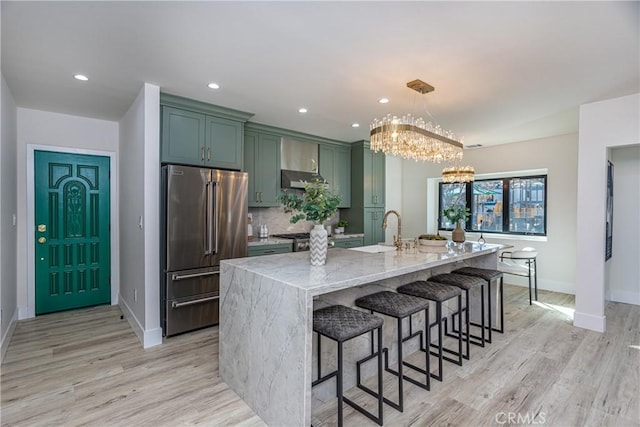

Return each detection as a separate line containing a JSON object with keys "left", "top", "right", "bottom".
{"left": 1, "top": 285, "right": 638, "bottom": 426}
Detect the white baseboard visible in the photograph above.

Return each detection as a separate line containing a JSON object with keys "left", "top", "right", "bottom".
{"left": 609, "top": 290, "right": 640, "bottom": 306}
{"left": 573, "top": 311, "right": 606, "bottom": 332}
{"left": 119, "top": 297, "right": 163, "bottom": 349}
{"left": 143, "top": 327, "right": 163, "bottom": 348}
{"left": 1, "top": 308, "right": 19, "bottom": 362}
{"left": 18, "top": 305, "right": 35, "bottom": 320}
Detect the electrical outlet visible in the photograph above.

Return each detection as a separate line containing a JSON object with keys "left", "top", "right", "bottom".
{"left": 134, "top": 288, "right": 138, "bottom": 302}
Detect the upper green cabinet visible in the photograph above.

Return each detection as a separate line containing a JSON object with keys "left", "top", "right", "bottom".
{"left": 319, "top": 145, "right": 351, "bottom": 208}
{"left": 244, "top": 130, "right": 281, "bottom": 207}
{"left": 160, "top": 94, "right": 253, "bottom": 170}
{"left": 339, "top": 141, "right": 386, "bottom": 244}
{"left": 350, "top": 140, "right": 385, "bottom": 208}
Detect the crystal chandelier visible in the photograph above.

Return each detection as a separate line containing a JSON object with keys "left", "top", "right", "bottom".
{"left": 370, "top": 79, "right": 464, "bottom": 163}
{"left": 442, "top": 165, "right": 475, "bottom": 183}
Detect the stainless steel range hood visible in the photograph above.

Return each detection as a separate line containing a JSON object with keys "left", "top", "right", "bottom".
{"left": 281, "top": 138, "right": 325, "bottom": 189}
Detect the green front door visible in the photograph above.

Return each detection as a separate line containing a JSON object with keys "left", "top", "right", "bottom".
{"left": 34, "top": 150, "right": 111, "bottom": 314}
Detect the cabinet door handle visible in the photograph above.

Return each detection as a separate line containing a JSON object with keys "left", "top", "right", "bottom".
{"left": 201, "top": 147, "right": 205, "bottom": 160}
{"left": 207, "top": 147, "right": 211, "bottom": 161}
{"left": 255, "top": 192, "right": 259, "bottom": 202}
{"left": 259, "top": 192, "right": 263, "bottom": 202}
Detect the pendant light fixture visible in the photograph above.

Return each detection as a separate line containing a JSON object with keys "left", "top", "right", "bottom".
{"left": 370, "top": 79, "right": 464, "bottom": 163}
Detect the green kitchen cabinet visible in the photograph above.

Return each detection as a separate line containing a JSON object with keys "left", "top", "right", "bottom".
{"left": 205, "top": 115, "right": 243, "bottom": 170}
{"left": 319, "top": 144, "right": 351, "bottom": 208}
{"left": 244, "top": 131, "right": 281, "bottom": 207}
{"left": 161, "top": 106, "right": 243, "bottom": 169}
{"left": 340, "top": 140, "right": 386, "bottom": 245}
{"left": 160, "top": 94, "right": 253, "bottom": 170}
{"left": 363, "top": 208, "right": 386, "bottom": 246}
{"left": 248, "top": 243, "right": 292, "bottom": 257}
{"left": 363, "top": 144, "right": 385, "bottom": 207}
{"left": 161, "top": 106, "right": 206, "bottom": 165}
{"left": 332, "top": 236, "right": 363, "bottom": 249}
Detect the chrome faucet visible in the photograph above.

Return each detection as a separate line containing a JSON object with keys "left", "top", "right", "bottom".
{"left": 382, "top": 210, "right": 402, "bottom": 251}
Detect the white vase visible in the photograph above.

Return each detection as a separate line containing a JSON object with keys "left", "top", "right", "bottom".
{"left": 309, "top": 224, "right": 328, "bottom": 266}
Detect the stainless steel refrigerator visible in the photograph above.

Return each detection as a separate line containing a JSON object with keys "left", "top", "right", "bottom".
{"left": 161, "top": 164, "right": 248, "bottom": 336}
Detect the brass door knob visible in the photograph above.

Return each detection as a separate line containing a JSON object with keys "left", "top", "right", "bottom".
{"left": 38, "top": 237, "right": 47, "bottom": 244}
{"left": 38, "top": 224, "right": 47, "bottom": 232}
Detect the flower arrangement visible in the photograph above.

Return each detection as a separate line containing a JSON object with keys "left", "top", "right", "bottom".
{"left": 280, "top": 177, "right": 341, "bottom": 225}
{"left": 442, "top": 205, "right": 471, "bottom": 225}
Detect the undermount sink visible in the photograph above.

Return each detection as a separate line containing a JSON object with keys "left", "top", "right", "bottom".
{"left": 350, "top": 244, "right": 398, "bottom": 253}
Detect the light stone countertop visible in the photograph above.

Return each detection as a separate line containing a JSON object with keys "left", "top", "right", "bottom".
{"left": 247, "top": 237, "right": 293, "bottom": 246}
{"left": 223, "top": 242, "right": 503, "bottom": 297}
{"left": 330, "top": 232, "right": 364, "bottom": 239}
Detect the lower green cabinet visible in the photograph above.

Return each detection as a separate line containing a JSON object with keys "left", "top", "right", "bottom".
{"left": 248, "top": 243, "right": 292, "bottom": 257}
{"left": 364, "top": 208, "right": 386, "bottom": 246}
{"left": 332, "top": 236, "right": 363, "bottom": 248}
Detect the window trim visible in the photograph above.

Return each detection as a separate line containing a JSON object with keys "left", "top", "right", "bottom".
{"left": 438, "top": 173, "right": 548, "bottom": 237}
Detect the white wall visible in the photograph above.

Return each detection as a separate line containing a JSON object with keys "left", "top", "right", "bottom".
{"left": 16, "top": 108, "right": 119, "bottom": 319}
{"left": 576, "top": 93, "right": 640, "bottom": 332}
{"left": 401, "top": 133, "right": 578, "bottom": 295}
{"left": 118, "top": 83, "right": 161, "bottom": 348}
{"left": 384, "top": 155, "right": 403, "bottom": 243}
{"left": 1, "top": 75, "right": 18, "bottom": 361}
{"left": 608, "top": 145, "right": 640, "bottom": 305}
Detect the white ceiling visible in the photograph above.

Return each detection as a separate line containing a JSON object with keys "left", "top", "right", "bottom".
{"left": 2, "top": 1, "right": 638, "bottom": 146}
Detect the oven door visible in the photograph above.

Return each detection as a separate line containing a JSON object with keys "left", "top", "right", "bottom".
{"left": 165, "top": 267, "right": 219, "bottom": 336}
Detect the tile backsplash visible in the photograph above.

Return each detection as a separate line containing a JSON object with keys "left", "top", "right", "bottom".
{"left": 249, "top": 207, "right": 340, "bottom": 235}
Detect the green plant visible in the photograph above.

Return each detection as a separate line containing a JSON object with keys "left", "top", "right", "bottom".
{"left": 280, "top": 177, "right": 341, "bottom": 225}
{"left": 443, "top": 205, "right": 470, "bottom": 225}
{"left": 337, "top": 219, "right": 348, "bottom": 228}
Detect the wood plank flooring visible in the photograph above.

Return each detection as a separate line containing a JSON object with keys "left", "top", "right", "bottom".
{"left": 1, "top": 285, "right": 638, "bottom": 426}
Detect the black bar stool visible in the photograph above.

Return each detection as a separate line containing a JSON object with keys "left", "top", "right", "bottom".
{"left": 313, "top": 305, "right": 384, "bottom": 427}
{"left": 453, "top": 266, "right": 504, "bottom": 337}
{"left": 429, "top": 273, "right": 487, "bottom": 354}
{"left": 355, "top": 290, "right": 430, "bottom": 413}
{"left": 397, "top": 280, "right": 464, "bottom": 382}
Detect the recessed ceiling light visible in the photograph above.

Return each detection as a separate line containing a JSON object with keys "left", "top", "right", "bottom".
{"left": 298, "top": 108, "right": 308, "bottom": 113}
{"left": 207, "top": 82, "right": 220, "bottom": 89}
{"left": 378, "top": 98, "right": 389, "bottom": 104}
{"left": 74, "top": 74, "right": 88, "bottom": 81}
{"left": 352, "top": 123, "right": 360, "bottom": 128}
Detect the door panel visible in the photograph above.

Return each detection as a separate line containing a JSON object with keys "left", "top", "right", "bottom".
{"left": 35, "top": 151, "right": 111, "bottom": 314}
{"left": 165, "top": 165, "right": 210, "bottom": 271}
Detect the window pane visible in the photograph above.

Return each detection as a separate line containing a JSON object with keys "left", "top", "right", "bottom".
{"left": 509, "top": 177, "right": 545, "bottom": 234}
{"left": 439, "top": 183, "right": 466, "bottom": 229}
{"left": 471, "top": 180, "right": 504, "bottom": 232}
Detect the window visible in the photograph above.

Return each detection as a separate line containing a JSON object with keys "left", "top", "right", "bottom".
{"left": 438, "top": 175, "right": 547, "bottom": 236}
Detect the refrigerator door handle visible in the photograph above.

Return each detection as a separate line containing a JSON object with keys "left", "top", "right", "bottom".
{"left": 171, "top": 270, "right": 220, "bottom": 281}
{"left": 212, "top": 181, "right": 219, "bottom": 254}
{"left": 204, "top": 182, "right": 214, "bottom": 255}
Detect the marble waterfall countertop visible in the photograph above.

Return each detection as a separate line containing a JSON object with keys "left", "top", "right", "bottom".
{"left": 227, "top": 242, "right": 501, "bottom": 297}
{"left": 219, "top": 242, "right": 504, "bottom": 427}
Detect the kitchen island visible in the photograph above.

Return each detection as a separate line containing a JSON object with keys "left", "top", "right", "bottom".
{"left": 220, "top": 242, "right": 505, "bottom": 427}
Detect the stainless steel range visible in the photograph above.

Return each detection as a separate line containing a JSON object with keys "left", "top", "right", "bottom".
{"left": 271, "top": 233, "right": 311, "bottom": 251}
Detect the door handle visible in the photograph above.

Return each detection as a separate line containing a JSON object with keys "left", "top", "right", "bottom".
{"left": 38, "top": 237, "right": 47, "bottom": 244}
{"left": 207, "top": 147, "right": 211, "bottom": 161}
{"left": 38, "top": 224, "right": 47, "bottom": 232}
{"left": 201, "top": 147, "right": 205, "bottom": 161}
{"left": 171, "top": 270, "right": 220, "bottom": 281}
{"left": 172, "top": 295, "right": 219, "bottom": 308}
